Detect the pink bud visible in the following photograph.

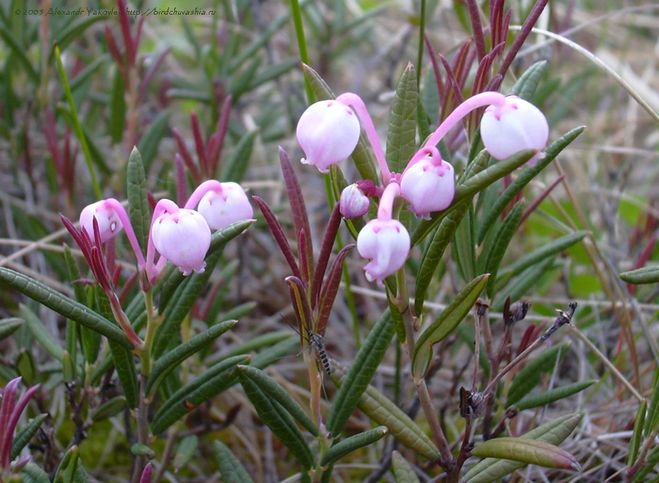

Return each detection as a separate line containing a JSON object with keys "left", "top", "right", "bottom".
{"left": 296, "top": 100, "right": 361, "bottom": 172}
{"left": 400, "top": 158, "right": 455, "bottom": 218}
{"left": 79, "top": 200, "right": 123, "bottom": 242}
{"left": 197, "top": 182, "right": 253, "bottom": 230}
{"left": 357, "top": 219, "right": 410, "bottom": 284}
{"left": 480, "top": 96, "right": 549, "bottom": 162}
{"left": 151, "top": 204, "right": 211, "bottom": 275}
{"left": 340, "top": 184, "right": 370, "bottom": 218}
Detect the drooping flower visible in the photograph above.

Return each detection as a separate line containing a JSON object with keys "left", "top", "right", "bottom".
{"left": 357, "top": 219, "right": 410, "bottom": 284}
{"left": 400, "top": 147, "right": 455, "bottom": 218}
{"left": 296, "top": 100, "right": 361, "bottom": 172}
{"left": 339, "top": 183, "right": 370, "bottom": 219}
{"left": 480, "top": 95, "right": 549, "bottom": 162}
{"left": 195, "top": 182, "right": 253, "bottom": 230}
{"left": 150, "top": 200, "right": 211, "bottom": 275}
{"left": 79, "top": 199, "right": 123, "bottom": 242}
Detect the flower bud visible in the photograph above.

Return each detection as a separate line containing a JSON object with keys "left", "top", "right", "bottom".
{"left": 400, "top": 159, "right": 455, "bottom": 218}
{"left": 480, "top": 96, "right": 549, "bottom": 162}
{"left": 340, "top": 184, "right": 370, "bottom": 218}
{"left": 79, "top": 200, "right": 123, "bottom": 242}
{"left": 196, "top": 182, "right": 253, "bottom": 230}
{"left": 296, "top": 100, "right": 361, "bottom": 172}
{"left": 357, "top": 219, "right": 410, "bottom": 284}
{"left": 151, "top": 206, "right": 211, "bottom": 275}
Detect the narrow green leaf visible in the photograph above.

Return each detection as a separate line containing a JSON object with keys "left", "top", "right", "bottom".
{"left": 620, "top": 265, "right": 659, "bottom": 285}
{"left": 413, "top": 274, "right": 489, "bottom": 378}
{"left": 52, "top": 15, "right": 108, "bottom": 55}
{"left": 174, "top": 435, "right": 198, "bottom": 471}
{"left": 0, "top": 25, "right": 38, "bottom": 81}
{"left": 511, "top": 60, "right": 548, "bottom": 100}
{"left": 54, "top": 445, "right": 80, "bottom": 483}
{"left": 237, "top": 365, "right": 318, "bottom": 436}
{"left": 628, "top": 400, "right": 647, "bottom": 466}
{"left": 514, "top": 379, "right": 596, "bottom": 411}
{"left": 92, "top": 396, "right": 128, "bottom": 422}
{"left": 12, "top": 414, "right": 49, "bottom": 459}
{"left": 498, "top": 231, "right": 588, "bottom": 281}
{"left": 147, "top": 320, "right": 237, "bottom": 396}
{"left": 109, "top": 68, "right": 126, "bottom": 144}
{"left": 213, "top": 441, "right": 255, "bottom": 483}
{"left": 239, "top": 371, "right": 314, "bottom": 466}
{"left": 21, "top": 304, "right": 64, "bottom": 361}
{"left": 327, "top": 311, "right": 394, "bottom": 435}
{"left": 414, "top": 199, "right": 471, "bottom": 314}
{"left": 471, "top": 437, "right": 580, "bottom": 470}
{"left": 644, "top": 369, "right": 659, "bottom": 436}
{"left": 70, "top": 55, "right": 108, "bottom": 93}
{"left": 476, "top": 126, "right": 585, "bottom": 244}
{"left": 0, "top": 268, "right": 132, "bottom": 348}
{"left": 127, "top": 147, "right": 150, "bottom": 252}
{"left": 0, "top": 317, "right": 23, "bottom": 340}
{"left": 632, "top": 445, "right": 659, "bottom": 483}
{"left": 493, "top": 257, "right": 555, "bottom": 311}
{"left": 412, "top": 149, "right": 537, "bottom": 245}
{"left": 321, "top": 426, "right": 388, "bottom": 466}
{"left": 302, "top": 63, "right": 379, "bottom": 181}
{"left": 392, "top": 450, "right": 421, "bottom": 483}
{"left": 222, "top": 131, "right": 258, "bottom": 182}
{"left": 507, "top": 343, "right": 570, "bottom": 406}
{"left": 386, "top": 64, "right": 418, "bottom": 173}
{"left": 211, "top": 331, "right": 292, "bottom": 364}
{"left": 21, "top": 462, "right": 51, "bottom": 483}
{"left": 137, "top": 112, "right": 170, "bottom": 171}
{"left": 150, "top": 355, "right": 248, "bottom": 434}
{"left": 453, "top": 208, "right": 476, "bottom": 282}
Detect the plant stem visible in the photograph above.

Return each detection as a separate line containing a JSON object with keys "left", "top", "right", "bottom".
{"left": 416, "top": 0, "right": 426, "bottom": 89}
{"left": 289, "top": 0, "right": 314, "bottom": 104}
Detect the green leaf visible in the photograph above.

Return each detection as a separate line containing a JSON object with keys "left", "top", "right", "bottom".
{"left": 386, "top": 64, "right": 418, "bottom": 173}
{"left": 127, "top": 147, "right": 151, "bottom": 252}
{"left": 0, "top": 317, "right": 23, "bottom": 340}
{"left": 302, "top": 63, "right": 379, "bottom": 181}
{"left": 644, "top": 369, "right": 659, "bottom": 436}
{"left": 52, "top": 15, "right": 109, "bottom": 56}
{"left": 514, "top": 379, "right": 596, "bottom": 411}
{"left": 507, "top": 342, "right": 570, "bottom": 406}
{"left": 222, "top": 131, "right": 258, "bottom": 182}
{"left": 21, "top": 462, "right": 51, "bottom": 483}
{"left": 413, "top": 274, "right": 489, "bottom": 378}
{"left": 238, "top": 370, "right": 314, "bottom": 466}
{"left": 151, "top": 355, "right": 248, "bottom": 434}
{"left": 632, "top": 445, "right": 659, "bottom": 483}
{"left": 414, "top": 199, "right": 471, "bottom": 314}
{"left": 213, "top": 441, "right": 255, "bottom": 483}
{"left": 137, "top": 112, "right": 170, "bottom": 171}
{"left": 237, "top": 365, "right": 318, "bottom": 436}
{"left": 21, "top": 304, "right": 64, "bottom": 361}
{"left": 511, "top": 60, "right": 548, "bottom": 100}
{"left": 0, "top": 268, "right": 132, "bottom": 348}
{"left": 620, "top": 265, "right": 659, "bottom": 285}
{"left": 0, "top": 25, "right": 38, "bottom": 82}
{"left": 147, "top": 320, "right": 237, "bottom": 396}
{"left": 12, "top": 414, "right": 49, "bottom": 459}
{"left": 628, "top": 400, "right": 647, "bottom": 466}
{"left": 453, "top": 208, "right": 476, "bottom": 282}
{"left": 174, "top": 435, "right": 198, "bottom": 471}
{"left": 210, "top": 331, "right": 293, "bottom": 364}
{"left": 471, "top": 437, "right": 580, "bottom": 470}
{"left": 327, "top": 311, "right": 394, "bottom": 435}
{"left": 497, "top": 231, "right": 588, "bottom": 282}
{"left": 412, "top": 149, "right": 537, "bottom": 245}
{"left": 321, "top": 426, "right": 388, "bottom": 466}
{"left": 391, "top": 450, "right": 421, "bottom": 483}
{"left": 109, "top": 68, "right": 126, "bottom": 144}
{"left": 476, "top": 126, "right": 585, "bottom": 244}
{"left": 92, "top": 396, "right": 128, "bottom": 422}
{"left": 54, "top": 445, "right": 80, "bottom": 483}
{"left": 493, "top": 257, "right": 555, "bottom": 311}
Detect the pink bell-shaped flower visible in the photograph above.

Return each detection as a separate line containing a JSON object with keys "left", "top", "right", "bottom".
{"left": 340, "top": 183, "right": 370, "bottom": 219}
{"left": 196, "top": 181, "right": 253, "bottom": 230}
{"left": 480, "top": 95, "right": 549, "bottom": 162}
{"left": 79, "top": 199, "right": 123, "bottom": 242}
{"left": 151, "top": 203, "right": 211, "bottom": 275}
{"left": 357, "top": 219, "right": 410, "bottom": 284}
{"left": 296, "top": 100, "right": 361, "bottom": 172}
{"left": 400, "top": 148, "right": 455, "bottom": 218}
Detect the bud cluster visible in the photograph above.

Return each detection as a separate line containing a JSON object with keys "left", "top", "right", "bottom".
{"left": 296, "top": 91, "right": 549, "bottom": 283}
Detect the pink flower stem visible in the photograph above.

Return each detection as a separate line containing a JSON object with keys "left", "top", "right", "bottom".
{"left": 146, "top": 199, "right": 179, "bottom": 283}
{"left": 103, "top": 198, "right": 146, "bottom": 269}
{"left": 1, "top": 382, "right": 39, "bottom": 468}
{"left": 183, "top": 179, "right": 222, "bottom": 210}
{"left": 336, "top": 92, "right": 392, "bottom": 183}
{"left": 377, "top": 182, "right": 401, "bottom": 221}
{"left": 402, "top": 146, "right": 443, "bottom": 177}
{"left": 421, "top": 91, "right": 506, "bottom": 149}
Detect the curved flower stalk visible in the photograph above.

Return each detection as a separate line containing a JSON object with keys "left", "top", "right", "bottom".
{"left": 184, "top": 180, "right": 254, "bottom": 230}
{"left": 0, "top": 377, "right": 39, "bottom": 475}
